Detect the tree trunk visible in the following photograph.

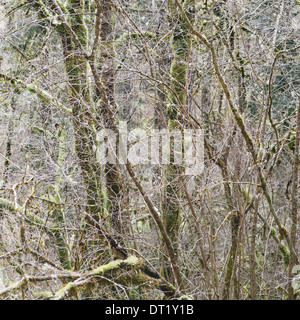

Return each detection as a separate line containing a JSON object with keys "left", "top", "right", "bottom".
{"left": 163, "top": 0, "right": 195, "bottom": 283}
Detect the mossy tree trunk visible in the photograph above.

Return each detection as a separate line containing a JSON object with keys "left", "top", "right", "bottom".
{"left": 97, "top": 0, "right": 123, "bottom": 241}
{"left": 56, "top": 0, "right": 104, "bottom": 220}
{"left": 163, "top": 0, "right": 195, "bottom": 283}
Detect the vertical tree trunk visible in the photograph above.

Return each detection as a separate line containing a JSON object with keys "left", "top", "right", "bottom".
{"left": 56, "top": 0, "right": 104, "bottom": 220}
{"left": 163, "top": 0, "right": 194, "bottom": 282}
{"left": 98, "top": 0, "right": 123, "bottom": 240}
{"left": 288, "top": 99, "right": 300, "bottom": 299}
{"left": 100, "top": 0, "right": 122, "bottom": 237}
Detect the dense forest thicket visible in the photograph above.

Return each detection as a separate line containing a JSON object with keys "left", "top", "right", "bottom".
{"left": 0, "top": 0, "right": 299, "bottom": 300}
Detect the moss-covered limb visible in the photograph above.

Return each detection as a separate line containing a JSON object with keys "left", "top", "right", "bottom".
{"left": 0, "top": 277, "right": 27, "bottom": 297}
{"left": 0, "top": 197, "right": 56, "bottom": 230}
{"left": 51, "top": 255, "right": 185, "bottom": 300}
{"left": 90, "top": 255, "right": 140, "bottom": 276}
{"left": 0, "top": 73, "right": 72, "bottom": 114}
{"left": 0, "top": 257, "right": 182, "bottom": 299}
{"left": 51, "top": 256, "right": 140, "bottom": 300}
{"left": 0, "top": 272, "right": 79, "bottom": 298}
